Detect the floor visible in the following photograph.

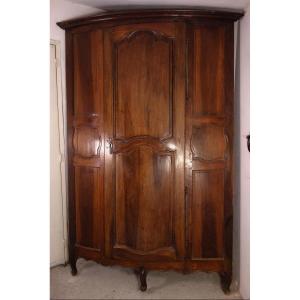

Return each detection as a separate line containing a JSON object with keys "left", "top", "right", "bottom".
{"left": 51, "top": 259, "right": 242, "bottom": 300}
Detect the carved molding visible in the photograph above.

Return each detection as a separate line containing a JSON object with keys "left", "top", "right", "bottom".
{"left": 113, "top": 245, "right": 176, "bottom": 261}
{"left": 191, "top": 124, "right": 227, "bottom": 161}
{"left": 115, "top": 30, "right": 174, "bottom": 45}
{"left": 111, "top": 136, "right": 176, "bottom": 154}
{"left": 73, "top": 126, "right": 101, "bottom": 158}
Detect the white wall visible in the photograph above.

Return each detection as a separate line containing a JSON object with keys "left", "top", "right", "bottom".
{"left": 239, "top": 3, "right": 250, "bottom": 299}
{"left": 50, "top": 42, "right": 67, "bottom": 266}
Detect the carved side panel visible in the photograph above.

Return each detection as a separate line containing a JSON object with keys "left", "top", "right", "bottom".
{"left": 71, "top": 30, "right": 104, "bottom": 254}
{"left": 72, "top": 115, "right": 102, "bottom": 167}
{"left": 191, "top": 125, "right": 227, "bottom": 161}
{"left": 73, "top": 126, "right": 101, "bottom": 158}
{"left": 114, "top": 31, "right": 174, "bottom": 139}
{"left": 186, "top": 22, "right": 234, "bottom": 268}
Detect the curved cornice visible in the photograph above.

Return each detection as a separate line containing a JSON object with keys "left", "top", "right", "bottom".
{"left": 57, "top": 8, "right": 244, "bottom": 29}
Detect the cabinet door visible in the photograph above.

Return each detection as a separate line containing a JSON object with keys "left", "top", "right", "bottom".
{"left": 185, "top": 22, "right": 234, "bottom": 265}
{"left": 104, "top": 22, "right": 186, "bottom": 261}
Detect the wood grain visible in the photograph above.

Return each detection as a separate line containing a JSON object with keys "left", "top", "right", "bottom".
{"left": 193, "top": 26, "right": 225, "bottom": 116}
{"left": 104, "top": 22, "right": 186, "bottom": 261}
{"left": 191, "top": 170, "right": 224, "bottom": 259}
{"left": 57, "top": 9, "right": 244, "bottom": 30}
{"left": 61, "top": 9, "right": 240, "bottom": 291}
{"left": 68, "top": 31, "right": 104, "bottom": 253}
{"left": 185, "top": 22, "right": 234, "bottom": 287}
{"left": 114, "top": 30, "right": 173, "bottom": 139}
{"left": 191, "top": 125, "right": 227, "bottom": 161}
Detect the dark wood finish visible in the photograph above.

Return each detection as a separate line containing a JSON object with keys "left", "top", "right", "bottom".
{"left": 185, "top": 22, "right": 235, "bottom": 289}
{"left": 219, "top": 271, "right": 232, "bottom": 294}
{"left": 139, "top": 267, "right": 148, "bottom": 291}
{"left": 57, "top": 9, "right": 243, "bottom": 30}
{"left": 66, "top": 29, "right": 105, "bottom": 274}
{"left": 191, "top": 169, "right": 224, "bottom": 259}
{"left": 65, "top": 30, "right": 77, "bottom": 276}
{"left": 60, "top": 8, "right": 242, "bottom": 293}
{"left": 135, "top": 267, "right": 148, "bottom": 291}
{"left": 103, "top": 22, "right": 186, "bottom": 262}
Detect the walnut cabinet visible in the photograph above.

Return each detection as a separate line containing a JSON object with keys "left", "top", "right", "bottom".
{"left": 57, "top": 9, "right": 243, "bottom": 293}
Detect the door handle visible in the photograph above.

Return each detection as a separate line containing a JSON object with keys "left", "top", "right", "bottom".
{"left": 108, "top": 139, "right": 113, "bottom": 154}
{"left": 246, "top": 134, "right": 250, "bottom": 152}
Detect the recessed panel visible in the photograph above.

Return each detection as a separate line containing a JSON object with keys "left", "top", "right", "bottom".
{"left": 193, "top": 26, "right": 225, "bottom": 116}
{"left": 115, "top": 146, "right": 174, "bottom": 253}
{"left": 75, "top": 166, "right": 102, "bottom": 249}
{"left": 191, "top": 125, "right": 226, "bottom": 161}
{"left": 114, "top": 31, "right": 173, "bottom": 139}
{"left": 73, "top": 31, "right": 103, "bottom": 114}
{"left": 191, "top": 170, "right": 224, "bottom": 259}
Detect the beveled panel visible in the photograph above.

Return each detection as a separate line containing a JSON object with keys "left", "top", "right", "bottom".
{"left": 75, "top": 166, "right": 102, "bottom": 249}
{"left": 193, "top": 26, "right": 225, "bottom": 116}
{"left": 191, "top": 125, "right": 226, "bottom": 161}
{"left": 73, "top": 126, "right": 101, "bottom": 158}
{"left": 115, "top": 146, "right": 175, "bottom": 254}
{"left": 114, "top": 31, "right": 173, "bottom": 139}
{"left": 191, "top": 170, "right": 224, "bottom": 259}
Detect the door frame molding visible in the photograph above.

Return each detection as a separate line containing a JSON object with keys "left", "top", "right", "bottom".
{"left": 50, "top": 39, "right": 68, "bottom": 265}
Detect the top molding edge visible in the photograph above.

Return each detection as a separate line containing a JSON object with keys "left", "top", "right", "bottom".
{"left": 57, "top": 8, "right": 244, "bottom": 30}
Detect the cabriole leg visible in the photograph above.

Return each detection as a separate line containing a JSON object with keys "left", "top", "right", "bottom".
{"left": 140, "top": 267, "right": 147, "bottom": 291}
{"left": 134, "top": 267, "right": 148, "bottom": 291}
{"left": 70, "top": 256, "right": 77, "bottom": 276}
{"left": 219, "top": 272, "right": 232, "bottom": 294}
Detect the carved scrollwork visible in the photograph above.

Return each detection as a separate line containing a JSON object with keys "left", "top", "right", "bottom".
{"left": 73, "top": 126, "right": 101, "bottom": 158}
{"left": 115, "top": 30, "right": 175, "bottom": 45}
{"left": 191, "top": 124, "right": 227, "bottom": 161}
{"left": 111, "top": 136, "right": 176, "bottom": 154}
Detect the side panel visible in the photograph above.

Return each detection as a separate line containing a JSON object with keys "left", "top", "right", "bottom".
{"left": 191, "top": 170, "right": 224, "bottom": 259}
{"left": 192, "top": 25, "right": 225, "bottom": 116}
{"left": 67, "top": 30, "right": 105, "bottom": 258}
{"left": 104, "top": 22, "right": 186, "bottom": 261}
{"left": 186, "top": 22, "right": 234, "bottom": 272}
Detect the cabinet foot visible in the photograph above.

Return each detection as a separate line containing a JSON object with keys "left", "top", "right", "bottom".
{"left": 219, "top": 272, "right": 232, "bottom": 294}
{"left": 134, "top": 267, "right": 148, "bottom": 291}
{"left": 70, "top": 259, "right": 77, "bottom": 276}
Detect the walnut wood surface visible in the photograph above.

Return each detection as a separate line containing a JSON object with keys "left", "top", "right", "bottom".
{"left": 61, "top": 9, "right": 241, "bottom": 292}
{"left": 57, "top": 9, "right": 243, "bottom": 29}
{"left": 103, "top": 22, "right": 186, "bottom": 262}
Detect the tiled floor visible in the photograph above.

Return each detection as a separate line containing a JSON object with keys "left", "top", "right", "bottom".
{"left": 51, "top": 259, "right": 242, "bottom": 299}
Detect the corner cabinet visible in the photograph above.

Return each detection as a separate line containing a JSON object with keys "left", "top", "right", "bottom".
{"left": 57, "top": 9, "right": 243, "bottom": 293}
